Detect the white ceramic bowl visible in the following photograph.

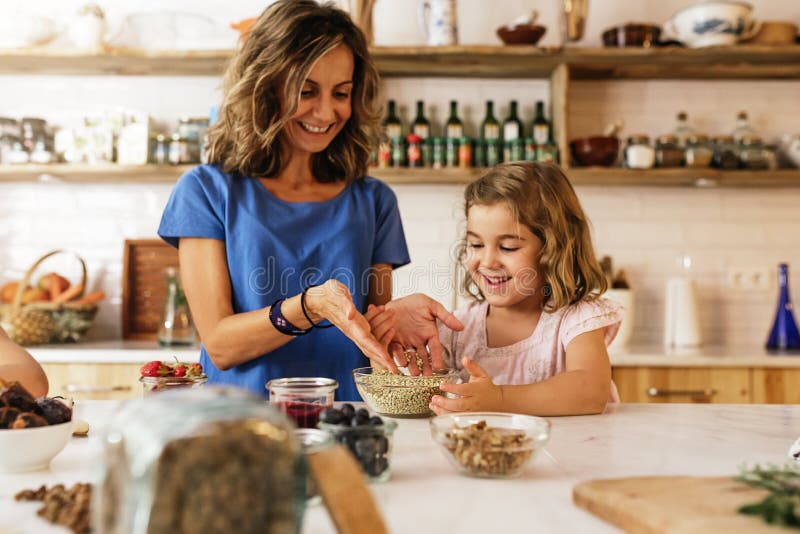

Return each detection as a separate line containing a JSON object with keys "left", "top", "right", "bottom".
{"left": 0, "top": 421, "right": 73, "bottom": 473}
{"left": 665, "top": 1, "right": 758, "bottom": 48}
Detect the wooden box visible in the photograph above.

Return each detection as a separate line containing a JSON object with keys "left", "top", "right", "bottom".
{"left": 122, "top": 239, "right": 179, "bottom": 340}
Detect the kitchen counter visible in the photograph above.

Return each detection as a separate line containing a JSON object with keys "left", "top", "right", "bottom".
{"left": 610, "top": 345, "right": 800, "bottom": 368}
{"left": 1, "top": 402, "right": 796, "bottom": 533}
{"left": 27, "top": 340, "right": 200, "bottom": 364}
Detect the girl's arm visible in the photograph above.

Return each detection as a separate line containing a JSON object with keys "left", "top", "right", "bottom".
{"left": 432, "top": 328, "right": 612, "bottom": 416}
{"left": 179, "top": 238, "right": 396, "bottom": 371}
{"left": 0, "top": 326, "right": 48, "bottom": 397}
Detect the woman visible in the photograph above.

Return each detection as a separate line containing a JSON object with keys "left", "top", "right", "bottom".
{"left": 159, "top": 0, "right": 459, "bottom": 400}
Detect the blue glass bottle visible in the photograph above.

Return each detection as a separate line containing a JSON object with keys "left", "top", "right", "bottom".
{"left": 766, "top": 263, "right": 800, "bottom": 353}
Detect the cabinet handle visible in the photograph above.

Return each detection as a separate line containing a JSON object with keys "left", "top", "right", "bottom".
{"left": 64, "top": 384, "right": 133, "bottom": 393}
{"left": 646, "top": 387, "right": 716, "bottom": 398}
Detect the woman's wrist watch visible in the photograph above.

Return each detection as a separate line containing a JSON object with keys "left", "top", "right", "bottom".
{"left": 268, "top": 298, "right": 312, "bottom": 336}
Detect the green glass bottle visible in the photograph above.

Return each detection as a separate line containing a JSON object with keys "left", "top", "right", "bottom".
{"left": 503, "top": 100, "right": 523, "bottom": 143}
{"left": 383, "top": 100, "right": 403, "bottom": 141}
{"left": 480, "top": 101, "right": 500, "bottom": 141}
{"left": 412, "top": 100, "right": 431, "bottom": 140}
{"left": 532, "top": 100, "right": 550, "bottom": 146}
{"left": 445, "top": 100, "right": 464, "bottom": 140}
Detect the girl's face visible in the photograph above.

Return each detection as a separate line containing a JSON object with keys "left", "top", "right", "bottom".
{"left": 283, "top": 43, "right": 354, "bottom": 157}
{"left": 465, "top": 202, "right": 545, "bottom": 310}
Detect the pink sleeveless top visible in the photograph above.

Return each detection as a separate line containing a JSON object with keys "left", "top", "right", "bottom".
{"left": 437, "top": 298, "right": 624, "bottom": 402}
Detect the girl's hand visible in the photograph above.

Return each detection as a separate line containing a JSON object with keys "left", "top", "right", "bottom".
{"left": 429, "top": 357, "right": 503, "bottom": 414}
{"left": 305, "top": 281, "right": 398, "bottom": 373}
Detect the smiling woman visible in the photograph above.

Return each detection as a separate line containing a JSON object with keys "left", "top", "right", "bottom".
{"left": 156, "top": 0, "right": 461, "bottom": 401}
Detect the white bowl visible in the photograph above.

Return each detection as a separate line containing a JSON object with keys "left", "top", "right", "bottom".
{"left": 0, "top": 421, "right": 73, "bottom": 473}
{"left": 664, "top": 1, "right": 759, "bottom": 48}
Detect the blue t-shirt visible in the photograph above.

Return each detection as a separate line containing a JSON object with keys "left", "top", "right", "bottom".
{"left": 157, "top": 164, "right": 410, "bottom": 400}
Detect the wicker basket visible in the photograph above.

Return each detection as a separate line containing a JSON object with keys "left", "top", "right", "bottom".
{"left": 0, "top": 250, "right": 99, "bottom": 345}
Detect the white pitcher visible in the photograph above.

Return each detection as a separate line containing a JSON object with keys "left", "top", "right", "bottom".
{"left": 419, "top": 0, "right": 458, "bottom": 46}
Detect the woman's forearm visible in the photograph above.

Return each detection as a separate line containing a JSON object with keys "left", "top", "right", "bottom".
{"left": 497, "top": 370, "right": 610, "bottom": 416}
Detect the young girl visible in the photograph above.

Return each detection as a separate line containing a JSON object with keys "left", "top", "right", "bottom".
{"left": 430, "top": 162, "right": 623, "bottom": 416}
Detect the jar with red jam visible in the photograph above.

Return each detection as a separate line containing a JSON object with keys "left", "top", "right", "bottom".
{"left": 266, "top": 377, "right": 338, "bottom": 429}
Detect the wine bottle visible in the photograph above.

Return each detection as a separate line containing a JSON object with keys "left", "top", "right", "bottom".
{"left": 502, "top": 100, "right": 523, "bottom": 142}
{"left": 382, "top": 100, "right": 402, "bottom": 141}
{"left": 445, "top": 100, "right": 463, "bottom": 140}
{"left": 412, "top": 100, "right": 430, "bottom": 140}
{"left": 532, "top": 101, "right": 549, "bottom": 146}
{"left": 766, "top": 263, "right": 800, "bottom": 353}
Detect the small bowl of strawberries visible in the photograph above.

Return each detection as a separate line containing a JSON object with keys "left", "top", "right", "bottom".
{"left": 139, "top": 359, "right": 207, "bottom": 395}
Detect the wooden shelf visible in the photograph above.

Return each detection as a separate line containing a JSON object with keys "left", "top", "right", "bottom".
{"left": 1, "top": 45, "right": 799, "bottom": 79}
{"left": 4, "top": 164, "right": 798, "bottom": 188}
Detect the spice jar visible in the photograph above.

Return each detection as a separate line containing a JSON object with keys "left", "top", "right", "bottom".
{"left": 684, "top": 134, "right": 713, "bottom": 168}
{"left": 95, "top": 387, "right": 306, "bottom": 534}
{"left": 712, "top": 135, "right": 739, "bottom": 170}
{"left": 406, "top": 133, "right": 423, "bottom": 168}
{"left": 458, "top": 136, "right": 472, "bottom": 168}
{"left": 738, "top": 135, "right": 770, "bottom": 170}
{"left": 655, "top": 135, "right": 684, "bottom": 167}
{"left": 624, "top": 135, "right": 655, "bottom": 169}
{"left": 267, "top": 377, "right": 338, "bottom": 429}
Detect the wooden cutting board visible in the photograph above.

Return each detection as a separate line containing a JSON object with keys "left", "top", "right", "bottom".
{"left": 573, "top": 476, "right": 791, "bottom": 533}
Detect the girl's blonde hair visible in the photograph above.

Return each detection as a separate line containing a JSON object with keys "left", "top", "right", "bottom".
{"left": 206, "top": 0, "right": 380, "bottom": 182}
{"left": 459, "top": 162, "right": 608, "bottom": 312}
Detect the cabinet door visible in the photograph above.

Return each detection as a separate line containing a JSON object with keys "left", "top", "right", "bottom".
{"left": 42, "top": 363, "right": 143, "bottom": 400}
{"left": 612, "top": 367, "right": 751, "bottom": 403}
{"left": 752, "top": 368, "right": 800, "bottom": 404}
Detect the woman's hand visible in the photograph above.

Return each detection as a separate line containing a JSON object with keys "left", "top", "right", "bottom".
{"left": 429, "top": 357, "right": 503, "bottom": 414}
{"left": 384, "top": 294, "right": 464, "bottom": 375}
{"left": 305, "top": 280, "right": 399, "bottom": 373}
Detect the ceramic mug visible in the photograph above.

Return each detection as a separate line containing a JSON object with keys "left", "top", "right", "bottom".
{"left": 419, "top": 0, "right": 458, "bottom": 46}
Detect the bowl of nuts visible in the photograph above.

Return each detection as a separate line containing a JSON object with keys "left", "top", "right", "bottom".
{"left": 352, "top": 367, "right": 459, "bottom": 418}
{"left": 429, "top": 412, "right": 550, "bottom": 479}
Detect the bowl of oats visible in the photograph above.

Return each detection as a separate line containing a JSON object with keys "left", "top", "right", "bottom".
{"left": 429, "top": 412, "right": 550, "bottom": 478}
{"left": 352, "top": 367, "right": 459, "bottom": 418}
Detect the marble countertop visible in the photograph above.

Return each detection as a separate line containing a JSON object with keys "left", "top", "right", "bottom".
{"left": 610, "top": 345, "right": 800, "bottom": 368}
{"left": 1, "top": 402, "right": 797, "bottom": 533}
{"left": 28, "top": 340, "right": 200, "bottom": 364}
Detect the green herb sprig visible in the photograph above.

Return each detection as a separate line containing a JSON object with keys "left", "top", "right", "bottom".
{"left": 737, "top": 464, "right": 800, "bottom": 528}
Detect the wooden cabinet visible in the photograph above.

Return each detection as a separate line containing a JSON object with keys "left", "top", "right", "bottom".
{"left": 614, "top": 366, "right": 800, "bottom": 404}
{"left": 41, "top": 363, "right": 142, "bottom": 400}
{"left": 613, "top": 367, "right": 751, "bottom": 404}
{"left": 752, "top": 368, "right": 800, "bottom": 404}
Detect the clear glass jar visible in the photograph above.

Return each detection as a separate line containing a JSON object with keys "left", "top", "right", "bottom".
{"left": 712, "top": 135, "right": 740, "bottom": 170}
{"left": 177, "top": 117, "right": 208, "bottom": 163}
{"left": 95, "top": 387, "right": 306, "bottom": 534}
{"left": 685, "top": 134, "right": 713, "bottom": 168}
{"left": 266, "top": 377, "right": 338, "bottom": 429}
{"left": 624, "top": 135, "right": 655, "bottom": 169}
{"left": 157, "top": 267, "right": 196, "bottom": 347}
{"left": 655, "top": 134, "right": 684, "bottom": 167}
{"left": 738, "top": 135, "right": 770, "bottom": 170}
{"left": 294, "top": 428, "right": 335, "bottom": 505}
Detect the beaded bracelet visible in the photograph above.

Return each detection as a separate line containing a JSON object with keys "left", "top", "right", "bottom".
{"left": 268, "top": 298, "right": 312, "bottom": 336}
{"left": 301, "top": 285, "right": 335, "bottom": 329}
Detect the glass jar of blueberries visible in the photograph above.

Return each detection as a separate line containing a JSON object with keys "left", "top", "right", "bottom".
{"left": 318, "top": 403, "right": 397, "bottom": 482}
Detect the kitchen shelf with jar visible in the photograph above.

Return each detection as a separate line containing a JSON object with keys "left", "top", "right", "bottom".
{"left": 2, "top": 45, "right": 800, "bottom": 79}
{"left": 3, "top": 163, "right": 799, "bottom": 188}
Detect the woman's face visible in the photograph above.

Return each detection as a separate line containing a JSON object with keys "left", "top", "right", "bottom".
{"left": 465, "top": 202, "right": 545, "bottom": 310}
{"left": 283, "top": 43, "right": 354, "bottom": 158}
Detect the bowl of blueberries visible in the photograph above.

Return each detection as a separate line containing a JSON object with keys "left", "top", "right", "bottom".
{"left": 317, "top": 403, "right": 397, "bottom": 482}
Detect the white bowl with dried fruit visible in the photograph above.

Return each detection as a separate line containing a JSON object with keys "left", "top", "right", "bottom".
{"left": 429, "top": 412, "right": 550, "bottom": 479}
{"left": 0, "top": 380, "right": 74, "bottom": 473}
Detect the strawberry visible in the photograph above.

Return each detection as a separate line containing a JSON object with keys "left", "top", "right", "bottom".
{"left": 186, "top": 363, "right": 204, "bottom": 377}
{"left": 172, "top": 365, "right": 187, "bottom": 377}
{"left": 140, "top": 361, "right": 171, "bottom": 378}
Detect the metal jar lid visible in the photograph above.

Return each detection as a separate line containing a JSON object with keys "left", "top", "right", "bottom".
{"left": 656, "top": 134, "right": 679, "bottom": 145}
{"left": 686, "top": 134, "right": 709, "bottom": 144}
{"left": 627, "top": 134, "right": 650, "bottom": 145}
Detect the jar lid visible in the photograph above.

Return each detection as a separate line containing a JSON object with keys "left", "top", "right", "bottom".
{"left": 687, "top": 134, "right": 709, "bottom": 144}
{"left": 657, "top": 134, "right": 678, "bottom": 145}
{"left": 740, "top": 135, "right": 762, "bottom": 145}
{"left": 714, "top": 135, "right": 734, "bottom": 143}
{"left": 266, "top": 377, "right": 339, "bottom": 393}
{"left": 677, "top": 111, "right": 688, "bottom": 120}
{"left": 627, "top": 134, "right": 650, "bottom": 144}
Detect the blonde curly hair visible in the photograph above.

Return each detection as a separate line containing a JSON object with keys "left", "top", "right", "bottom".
{"left": 459, "top": 162, "right": 608, "bottom": 312}
{"left": 206, "top": 0, "right": 380, "bottom": 182}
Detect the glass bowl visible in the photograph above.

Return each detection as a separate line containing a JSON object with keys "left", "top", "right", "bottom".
{"left": 140, "top": 375, "right": 208, "bottom": 395}
{"left": 429, "top": 412, "right": 550, "bottom": 478}
{"left": 318, "top": 418, "right": 397, "bottom": 482}
{"left": 352, "top": 367, "right": 459, "bottom": 418}
{"left": 266, "top": 377, "right": 338, "bottom": 429}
